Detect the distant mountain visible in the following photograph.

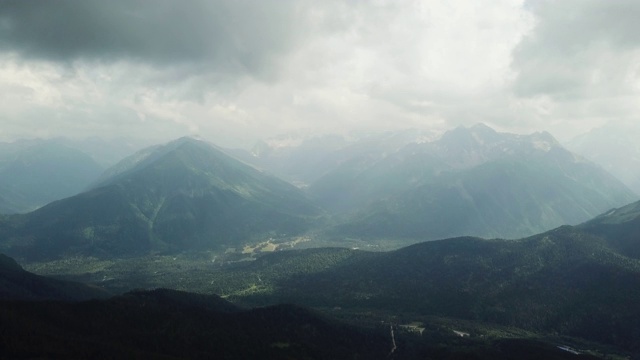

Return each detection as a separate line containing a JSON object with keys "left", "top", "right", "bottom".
{"left": 0, "top": 137, "right": 322, "bottom": 261}
{"left": 566, "top": 121, "right": 640, "bottom": 195}
{"left": 241, "top": 134, "right": 352, "bottom": 186}
{"left": 0, "top": 253, "right": 109, "bottom": 301}
{"left": 239, "top": 129, "right": 438, "bottom": 187}
{"left": 0, "top": 140, "right": 104, "bottom": 214}
{"left": 312, "top": 124, "right": 637, "bottom": 240}
{"left": 0, "top": 288, "right": 388, "bottom": 359}
{"left": 0, "top": 192, "right": 23, "bottom": 214}
{"left": 57, "top": 136, "right": 154, "bottom": 168}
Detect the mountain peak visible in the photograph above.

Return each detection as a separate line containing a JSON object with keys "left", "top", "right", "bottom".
{"left": 159, "top": 136, "right": 213, "bottom": 154}
{"left": 171, "top": 136, "right": 207, "bottom": 146}
{"left": 5, "top": 137, "right": 321, "bottom": 260}
{"left": 89, "top": 137, "right": 219, "bottom": 189}
{"left": 445, "top": 123, "right": 498, "bottom": 138}
{"left": 469, "top": 122, "right": 497, "bottom": 132}
{"left": 437, "top": 123, "right": 502, "bottom": 152}
{"left": 526, "top": 131, "right": 560, "bottom": 152}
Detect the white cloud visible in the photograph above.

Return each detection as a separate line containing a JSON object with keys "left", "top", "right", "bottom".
{"left": 1, "top": 0, "right": 638, "bottom": 147}
{"left": 510, "top": 0, "right": 640, "bottom": 139}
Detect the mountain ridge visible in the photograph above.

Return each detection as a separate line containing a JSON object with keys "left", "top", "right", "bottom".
{"left": 0, "top": 253, "right": 110, "bottom": 301}
{"left": 229, "top": 220, "right": 640, "bottom": 351}
{"left": 311, "top": 124, "right": 636, "bottom": 240}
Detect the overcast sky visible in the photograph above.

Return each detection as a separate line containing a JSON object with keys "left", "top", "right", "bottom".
{"left": 1, "top": 0, "right": 639, "bottom": 148}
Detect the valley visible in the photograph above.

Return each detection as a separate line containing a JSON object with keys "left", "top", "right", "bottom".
{"left": 4, "top": 246, "right": 631, "bottom": 359}
{"left": 19, "top": 211, "right": 640, "bottom": 357}
{"left": 3, "top": 3, "right": 640, "bottom": 357}
{"left": 15, "top": 242, "right": 634, "bottom": 359}
{"left": 1, "top": 127, "right": 639, "bottom": 359}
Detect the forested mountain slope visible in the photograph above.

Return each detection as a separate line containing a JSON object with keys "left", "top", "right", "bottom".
{"left": 228, "top": 222, "right": 640, "bottom": 351}
{"left": 0, "top": 137, "right": 322, "bottom": 261}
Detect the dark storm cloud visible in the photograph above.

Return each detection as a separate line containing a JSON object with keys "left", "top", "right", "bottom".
{"left": 512, "top": 0, "right": 640, "bottom": 98}
{"left": 0, "top": 0, "right": 301, "bottom": 77}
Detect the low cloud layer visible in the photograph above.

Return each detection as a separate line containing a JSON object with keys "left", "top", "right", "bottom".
{"left": 0, "top": 0, "right": 638, "bottom": 147}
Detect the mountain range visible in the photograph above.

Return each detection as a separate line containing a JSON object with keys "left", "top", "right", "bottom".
{"left": 310, "top": 124, "right": 636, "bottom": 240}
{"left": 0, "top": 125, "right": 637, "bottom": 261}
{"left": 239, "top": 129, "right": 438, "bottom": 187}
{"left": 1, "top": 126, "right": 638, "bottom": 356}
{"left": 19, "top": 197, "right": 640, "bottom": 355}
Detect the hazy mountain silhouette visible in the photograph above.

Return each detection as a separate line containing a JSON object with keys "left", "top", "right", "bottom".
{"left": 312, "top": 124, "right": 636, "bottom": 240}
{"left": 567, "top": 121, "right": 640, "bottom": 195}
{"left": 0, "top": 140, "right": 104, "bottom": 214}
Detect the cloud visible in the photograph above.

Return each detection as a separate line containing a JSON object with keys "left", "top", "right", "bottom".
{"left": 0, "top": 0, "right": 303, "bottom": 80}
{"left": 512, "top": 0, "right": 640, "bottom": 99}
{"left": 504, "top": 0, "right": 640, "bottom": 141}
{"left": 2, "top": 0, "right": 636, "bottom": 147}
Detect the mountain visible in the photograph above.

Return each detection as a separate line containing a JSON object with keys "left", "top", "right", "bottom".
{"left": 241, "top": 134, "right": 352, "bottom": 187}
{"left": 17, "top": 201, "right": 640, "bottom": 355}
{"left": 566, "top": 121, "right": 640, "bottom": 195}
{"left": 238, "top": 129, "right": 438, "bottom": 187}
{"left": 0, "top": 140, "right": 104, "bottom": 214}
{"left": 224, "top": 224, "right": 640, "bottom": 352}
{"left": 311, "top": 124, "right": 637, "bottom": 240}
{"left": 64, "top": 203, "right": 640, "bottom": 353}
{"left": 579, "top": 199, "right": 640, "bottom": 259}
{"left": 0, "top": 137, "right": 322, "bottom": 261}
{"left": 0, "top": 253, "right": 109, "bottom": 301}
{"left": 0, "top": 288, "right": 389, "bottom": 359}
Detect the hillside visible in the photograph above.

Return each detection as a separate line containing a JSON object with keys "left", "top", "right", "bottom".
{"left": 0, "top": 137, "right": 322, "bottom": 261}
{"left": 29, "top": 207, "right": 640, "bottom": 353}
{"left": 579, "top": 199, "right": 640, "bottom": 259}
{"left": 248, "top": 226, "right": 640, "bottom": 351}
{"left": 17, "top": 201, "right": 640, "bottom": 355}
{"left": 0, "top": 286, "right": 609, "bottom": 359}
{"left": 0, "top": 253, "right": 109, "bottom": 301}
{"left": 312, "top": 124, "right": 636, "bottom": 240}
{"left": 0, "top": 288, "right": 389, "bottom": 360}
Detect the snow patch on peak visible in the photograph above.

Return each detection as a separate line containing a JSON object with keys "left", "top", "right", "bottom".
{"left": 532, "top": 139, "right": 552, "bottom": 152}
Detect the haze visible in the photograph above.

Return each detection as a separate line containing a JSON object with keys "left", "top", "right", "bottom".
{"left": 1, "top": 0, "right": 639, "bottom": 148}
